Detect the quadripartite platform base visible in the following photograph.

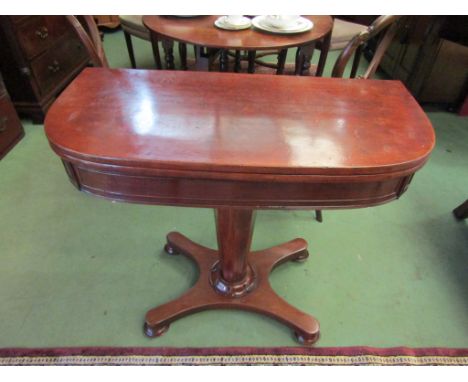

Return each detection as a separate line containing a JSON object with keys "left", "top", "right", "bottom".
{"left": 144, "top": 209, "right": 320, "bottom": 345}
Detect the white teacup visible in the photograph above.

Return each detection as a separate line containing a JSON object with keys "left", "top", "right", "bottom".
{"left": 225, "top": 15, "right": 246, "bottom": 26}
{"left": 266, "top": 15, "right": 300, "bottom": 29}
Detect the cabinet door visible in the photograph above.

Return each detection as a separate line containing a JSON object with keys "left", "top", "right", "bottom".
{"left": 380, "top": 16, "right": 437, "bottom": 83}
{"left": 418, "top": 39, "right": 468, "bottom": 104}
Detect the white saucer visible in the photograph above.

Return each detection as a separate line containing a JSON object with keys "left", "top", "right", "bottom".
{"left": 252, "top": 16, "right": 313, "bottom": 34}
{"left": 214, "top": 16, "right": 252, "bottom": 31}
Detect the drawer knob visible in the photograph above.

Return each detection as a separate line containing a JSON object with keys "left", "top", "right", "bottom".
{"left": 0, "top": 117, "right": 8, "bottom": 132}
{"left": 35, "top": 26, "right": 49, "bottom": 39}
{"left": 48, "top": 60, "right": 61, "bottom": 73}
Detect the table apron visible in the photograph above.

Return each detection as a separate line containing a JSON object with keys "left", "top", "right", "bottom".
{"left": 62, "top": 160, "right": 414, "bottom": 209}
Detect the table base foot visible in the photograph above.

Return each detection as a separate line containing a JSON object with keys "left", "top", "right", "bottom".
{"left": 295, "top": 330, "right": 320, "bottom": 345}
{"left": 143, "top": 322, "right": 170, "bottom": 338}
{"left": 144, "top": 232, "right": 320, "bottom": 345}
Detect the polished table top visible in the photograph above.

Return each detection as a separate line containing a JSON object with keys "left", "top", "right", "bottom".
{"left": 46, "top": 68, "right": 435, "bottom": 178}
{"left": 142, "top": 15, "right": 333, "bottom": 50}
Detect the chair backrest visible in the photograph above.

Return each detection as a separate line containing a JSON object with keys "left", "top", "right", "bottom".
{"left": 65, "top": 15, "right": 109, "bottom": 68}
{"left": 332, "top": 15, "right": 403, "bottom": 79}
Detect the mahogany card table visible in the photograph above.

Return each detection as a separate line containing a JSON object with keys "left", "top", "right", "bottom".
{"left": 45, "top": 68, "right": 434, "bottom": 345}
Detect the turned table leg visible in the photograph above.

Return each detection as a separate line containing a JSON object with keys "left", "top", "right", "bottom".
{"left": 144, "top": 207, "right": 320, "bottom": 345}
{"left": 219, "top": 50, "right": 229, "bottom": 72}
{"left": 276, "top": 49, "right": 288, "bottom": 75}
{"left": 161, "top": 39, "right": 175, "bottom": 70}
{"left": 295, "top": 42, "right": 316, "bottom": 76}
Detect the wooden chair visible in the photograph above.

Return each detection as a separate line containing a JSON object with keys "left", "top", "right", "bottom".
{"left": 119, "top": 15, "right": 151, "bottom": 68}
{"left": 237, "top": 18, "right": 368, "bottom": 76}
{"left": 331, "top": 15, "right": 402, "bottom": 78}
{"left": 314, "top": 15, "right": 403, "bottom": 223}
{"left": 239, "top": 17, "right": 368, "bottom": 76}
{"left": 313, "top": 18, "right": 369, "bottom": 77}
{"left": 295, "top": 16, "right": 399, "bottom": 78}
{"left": 65, "top": 15, "right": 109, "bottom": 67}
{"left": 121, "top": 15, "right": 209, "bottom": 71}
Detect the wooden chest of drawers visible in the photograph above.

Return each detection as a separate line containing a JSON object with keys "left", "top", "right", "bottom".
{"left": 0, "top": 73, "right": 24, "bottom": 159}
{"left": 0, "top": 16, "right": 89, "bottom": 123}
{"left": 378, "top": 16, "right": 468, "bottom": 108}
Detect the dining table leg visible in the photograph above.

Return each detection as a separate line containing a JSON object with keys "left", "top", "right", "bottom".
{"left": 247, "top": 51, "right": 256, "bottom": 73}
{"left": 276, "top": 49, "right": 288, "bottom": 75}
{"left": 161, "top": 39, "right": 175, "bottom": 70}
{"left": 144, "top": 207, "right": 320, "bottom": 345}
{"left": 295, "top": 42, "right": 316, "bottom": 76}
{"left": 219, "top": 49, "right": 229, "bottom": 72}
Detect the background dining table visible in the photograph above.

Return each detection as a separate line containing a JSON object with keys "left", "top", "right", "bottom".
{"left": 142, "top": 15, "right": 333, "bottom": 75}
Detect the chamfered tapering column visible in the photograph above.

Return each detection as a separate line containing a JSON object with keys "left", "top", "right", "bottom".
{"left": 211, "top": 208, "right": 257, "bottom": 296}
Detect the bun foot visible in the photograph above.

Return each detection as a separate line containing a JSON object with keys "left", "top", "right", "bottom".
{"left": 294, "top": 330, "right": 319, "bottom": 346}
{"left": 293, "top": 250, "right": 309, "bottom": 263}
{"left": 164, "top": 243, "right": 179, "bottom": 255}
{"left": 144, "top": 322, "right": 170, "bottom": 338}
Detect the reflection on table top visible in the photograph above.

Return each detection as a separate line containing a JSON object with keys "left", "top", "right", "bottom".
{"left": 45, "top": 68, "right": 435, "bottom": 177}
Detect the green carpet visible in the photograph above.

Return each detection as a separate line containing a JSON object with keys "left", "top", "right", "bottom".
{"left": 0, "top": 29, "right": 467, "bottom": 349}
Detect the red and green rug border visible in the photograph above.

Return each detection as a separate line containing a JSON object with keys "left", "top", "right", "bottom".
{"left": 1, "top": 346, "right": 467, "bottom": 365}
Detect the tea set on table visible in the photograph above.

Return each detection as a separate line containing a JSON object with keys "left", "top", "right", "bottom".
{"left": 214, "top": 15, "right": 313, "bottom": 34}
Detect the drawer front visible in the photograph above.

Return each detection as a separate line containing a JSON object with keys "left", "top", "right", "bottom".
{"left": 30, "top": 34, "right": 88, "bottom": 96}
{"left": 16, "top": 16, "right": 69, "bottom": 59}
{"left": 0, "top": 95, "right": 24, "bottom": 156}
